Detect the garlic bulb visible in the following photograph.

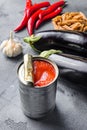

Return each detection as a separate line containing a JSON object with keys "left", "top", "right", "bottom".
{"left": 0, "top": 32, "right": 23, "bottom": 57}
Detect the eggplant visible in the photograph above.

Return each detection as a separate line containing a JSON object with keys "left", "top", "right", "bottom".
{"left": 24, "top": 30, "right": 87, "bottom": 73}
{"left": 50, "top": 53, "right": 87, "bottom": 87}
{"left": 39, "top": 49, "right": 87, "bottom": 73}
{"left": 24, "top": 30, "right": 87, "bottom": 87}
{"left": 24, "top": 30, "right": 87, "bottom": 57}
{"left": 49, "top": 53, "right": 87, "bottom": 73}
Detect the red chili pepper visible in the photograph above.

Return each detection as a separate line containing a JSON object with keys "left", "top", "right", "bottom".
{"left": 35, "top": 7, "right": 62, "bottom": 29}
{"left": 25, "top": 0, "right": 32, "bottom": 9}
{"left": 27, "top": 10, "right": 42, "bottom": 35}
{"left": 14, "top": 0, "right": 32, "bottom": 32}
{"left": 39, "top": 0, "right": 65, "bottom": 19}
{"left": 14, "top": 1, "right": 50, "bottom": 32}
{"left": 27, "top": 1, "right": 50, "bottom": 18}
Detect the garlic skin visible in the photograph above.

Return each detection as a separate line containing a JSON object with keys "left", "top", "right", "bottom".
{"left": 0, "top": 40, "right": 8, "bottom": 50}
{"left": 0, "top": 32, "right": 23, "bottom": 57}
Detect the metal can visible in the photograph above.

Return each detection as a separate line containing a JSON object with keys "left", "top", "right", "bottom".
{"left": 17, "top": 56, "right": 59, "bottom": 119}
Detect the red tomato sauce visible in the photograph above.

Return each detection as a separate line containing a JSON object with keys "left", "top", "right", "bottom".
{"left": 33, "top": 60, "right": 56, "bottom": 87}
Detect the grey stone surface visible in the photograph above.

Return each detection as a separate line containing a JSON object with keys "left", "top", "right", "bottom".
{"left": 0, "top": 0, "right": 87, "bottom": 130}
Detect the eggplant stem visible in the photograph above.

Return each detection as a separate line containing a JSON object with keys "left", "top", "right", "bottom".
{"left": 24, "top": 35, "right": 41, "bottom": 44}
{"left": 39, "top": 49, "right": 62, "bottom": 58}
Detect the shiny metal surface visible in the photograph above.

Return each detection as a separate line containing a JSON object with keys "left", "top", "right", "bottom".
{"left": 17, "top": 57, "right": 59, "bottom": 118}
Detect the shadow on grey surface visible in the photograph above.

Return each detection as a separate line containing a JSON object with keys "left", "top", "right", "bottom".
{"left": 6, "top": 53, "right": 23, "bottom": 61}
{"left": 42, "top": 106, "right": 65, "bottom": 125}
{"left": 59, "top": 68, "right": 87, "bottom": 91}
{"left": 26, "top": 106, "right": 66, "bottom": 130}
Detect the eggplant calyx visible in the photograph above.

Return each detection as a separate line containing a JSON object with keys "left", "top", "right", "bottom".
{"left": 39, "top": 49, "right": 62, "bottom": 58}
{"left": 23, "top": 35, "right": 41, "bottom": 45}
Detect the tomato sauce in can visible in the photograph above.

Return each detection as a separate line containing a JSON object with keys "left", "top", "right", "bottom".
{"left": 33, "top": 60, "right": 56, "bottom": 87}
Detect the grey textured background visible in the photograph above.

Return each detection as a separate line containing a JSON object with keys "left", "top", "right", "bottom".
{"left": 0, "top": 0, "right": 87, "bottom": 130}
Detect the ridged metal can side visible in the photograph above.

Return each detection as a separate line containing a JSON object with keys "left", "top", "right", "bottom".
{"left": 17, "top": 57, "right": 59, "bottom": 119}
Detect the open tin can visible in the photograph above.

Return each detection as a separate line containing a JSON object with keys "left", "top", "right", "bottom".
{"left": 17, "top": 56, "right": 59, "bottom": 119}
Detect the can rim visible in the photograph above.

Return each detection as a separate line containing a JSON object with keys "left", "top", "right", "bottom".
{"left": 17, "top": 56, "right": 59, "bottom": 89}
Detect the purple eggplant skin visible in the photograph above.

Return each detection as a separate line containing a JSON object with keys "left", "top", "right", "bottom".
{"left": 32, "top": 30, "right": 87, "bottom": 57}
{"left": 59, "top": 68, "right": 87, "bottom": 88}
{"left": 49, "top": 53, "right": 87, "bottom": 86}
{"left": 49, "top": 53, "right": 87, "bottom": 73}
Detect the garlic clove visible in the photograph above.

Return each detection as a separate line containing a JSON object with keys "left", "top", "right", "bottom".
{"left": 3, "top": 45, "right": 13, "bottom": 57}
{"left": 0, "top": 40, "right": 8, "bottom": 50}
{"left": 13, "top": 43, "right": 23, "bottom": 57}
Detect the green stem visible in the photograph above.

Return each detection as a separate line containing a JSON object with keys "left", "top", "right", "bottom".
{"left": 39, "top": 49, "right": 62, "bottom": 58}
{"left": 24, "top": 35, "right": 41, "bottom": 44}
